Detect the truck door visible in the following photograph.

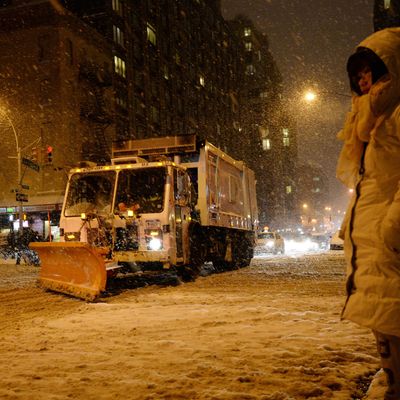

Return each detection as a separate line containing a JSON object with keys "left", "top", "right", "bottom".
{"left": 174, "top": 169, "right": 190, "bottom": 263}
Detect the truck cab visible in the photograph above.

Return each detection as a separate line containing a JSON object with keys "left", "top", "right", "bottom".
{"left": 60, "top": 161, "right": 193, "bottom": 269}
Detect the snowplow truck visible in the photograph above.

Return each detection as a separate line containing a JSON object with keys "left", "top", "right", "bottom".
{"left": 30, "top": 135, "right": 259, "bottom": 300}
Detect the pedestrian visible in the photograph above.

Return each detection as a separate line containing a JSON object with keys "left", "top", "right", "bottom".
{"left": 336, "top": 28, "right": 400, "bottom": 400}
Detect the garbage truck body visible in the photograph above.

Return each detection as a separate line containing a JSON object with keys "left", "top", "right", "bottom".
{"left": 30, "top": 135, "right": 259, "bottom": 300}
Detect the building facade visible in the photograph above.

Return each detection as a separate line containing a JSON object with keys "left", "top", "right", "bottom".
{"left": 296, "top": 162, "right": 331, "bottom": 233}
{"left": 374, "top": 0, "right": 400, "bottom": 30}
{"left": 228, "top": 16, "right": 299, "bottom": 228}
{"left": 0, "top": 0, "right": 298, "bottom": 234}
{"left": 0, "top": 1, "right": 114, "bottom": 236}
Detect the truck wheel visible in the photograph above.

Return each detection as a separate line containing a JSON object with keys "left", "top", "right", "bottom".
{"left": 189, "top": 224, "right": 206, "bottom": 268}
{"left": 178, "top": 265, "right": 201, "bottom": 282}
{"left": 233, "top": 235, "right": 252, "bottom": 268}
{"left": 213, "top": 236, "right": 237, "bottom": 271}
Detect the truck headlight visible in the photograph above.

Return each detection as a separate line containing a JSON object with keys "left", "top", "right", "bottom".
{"left": 145, "top": 228, "right": 163, "bottom": 250}
{"left": 148, "top": 237, "right": 162, "bottom": 250}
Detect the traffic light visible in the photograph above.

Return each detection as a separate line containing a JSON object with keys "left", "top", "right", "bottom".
{"left": 46, "top": 145, "right": 53, "bottom": 163}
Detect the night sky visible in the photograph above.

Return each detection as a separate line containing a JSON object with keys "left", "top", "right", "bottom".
{"left": 221, "top": 0, "right": 375, "bottom": 209}
{"left": 221, "top": 0, "right": 374, "bottom": 93}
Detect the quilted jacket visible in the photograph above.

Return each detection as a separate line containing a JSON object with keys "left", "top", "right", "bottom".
{"left": 337, "top": 28, "right": 400, "bottom": 337}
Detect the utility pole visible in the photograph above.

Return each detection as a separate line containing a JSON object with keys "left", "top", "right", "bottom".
{"left": 17, "top": 143, "right": 23, "bottom": 235}
{"left": 0, "top": 110, "right": 23, "bottom": 235}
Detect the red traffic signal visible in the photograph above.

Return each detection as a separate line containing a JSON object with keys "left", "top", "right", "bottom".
{"left": 46, "top": 145, "right": 53, "bottom": 163}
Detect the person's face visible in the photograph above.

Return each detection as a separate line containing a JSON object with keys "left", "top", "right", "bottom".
{"left": 357, "top": 66, "right": 372, "bottom": 95}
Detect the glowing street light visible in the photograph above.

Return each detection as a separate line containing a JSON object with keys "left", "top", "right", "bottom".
{"left": 303, "top": 88, "right": 351, "bottom": 103}
{"left": 304, "top": 90, "right": 317, "bottom": 103}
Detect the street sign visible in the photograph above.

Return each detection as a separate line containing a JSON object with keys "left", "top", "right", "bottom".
{"left": 16, "top": 193, "right": 28, "bottom": 202}
{"left": 22, "top": 157, "right": 40, "bottom": 172}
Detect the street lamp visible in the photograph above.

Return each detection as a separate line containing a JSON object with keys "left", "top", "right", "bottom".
{"left": 303, "top": 89, "right": 351, "bottom": 103}
{"left": 304, "top": 91, "right": 317, "bottom": 102}
{"left": 0, "top": 108, "right": 23, "bottom": 234}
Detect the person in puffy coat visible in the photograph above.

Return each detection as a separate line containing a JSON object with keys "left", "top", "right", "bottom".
{"left": 337, "top": 28, "right": 400, "bottom": 400}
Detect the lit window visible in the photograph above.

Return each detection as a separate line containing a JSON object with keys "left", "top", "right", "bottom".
{"left": 259, "top": 126, "right": 269, "bottom": 139}
{"left": 244, "top": 27, "right": 251, "bottom": 37}
{"left": 114, "top": 56, "right": 126, "bottom": 78}
{"left": 245, "top": 42, "right": 252, "bottom": 51}
{"left": 286, "top": 185, "right": 292, "bottom": 194}
{"left": 262, "top": 138, "right": 271, "bottom": 151}
{"left": 245, "top": 65, "right": 255, "bottom": 75}
{"left": 163, "top": 65, "right": 169, "bottom": 80}
{"left": 112, "top": 0, "right": 123, "bottom": 16}
{"left": 147, "top": 23, "right": 157, "bottom": 46}
{"left": 116, "top": 94, "right": 127, "bottom": 109}
{"left": 384, "top": 0, "right": 391, "bottom": 9}
{"left": 199, "top": 75, "right": 205, "bottom": 87}
{"left": 283, "top": 137, "right": 290, "bottom": 147}
{"left": 283, "top": 128, "right": 289, "bottom": 137}
{"left": 113, "top": 25, "right": 124, "bottom": 47}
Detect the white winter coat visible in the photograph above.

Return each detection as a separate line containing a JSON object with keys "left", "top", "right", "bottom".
{"left": 337, "top": 28, "right": 400, "bottom": 337}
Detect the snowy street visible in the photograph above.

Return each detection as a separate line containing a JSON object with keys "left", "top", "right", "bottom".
{"left": 0, "top": 252, "right": 384, "bottom": 399}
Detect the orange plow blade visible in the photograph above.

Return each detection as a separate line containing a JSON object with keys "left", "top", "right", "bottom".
{"left": 29, "top": 242, "right": 107, "bottom": 301}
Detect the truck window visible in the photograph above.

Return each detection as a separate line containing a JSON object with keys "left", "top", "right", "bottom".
{"left": 115, "top": 167, "right": 166, "bottom": 214}
{"left": 174, "top": 169, "right": 189, "bottom": 204}
{"left": 258, "top": 232, "right": 274, "bottom": 239}
{"left": 64, "top": 171, "right": 116, "bottom": 216}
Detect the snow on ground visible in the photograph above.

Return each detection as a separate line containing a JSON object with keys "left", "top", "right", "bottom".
{"left": 0, "top": 251, "right": 387, "bottom": 399}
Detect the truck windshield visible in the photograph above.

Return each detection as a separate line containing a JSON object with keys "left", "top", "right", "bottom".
{"left": 64, "top": 171, "right": 116, "bottom": 216}
{"left": 258, "top": 232, "right": 275, "bottom": 239}
{"left": 115, "top": 167, "right": 166, "bottom": 214}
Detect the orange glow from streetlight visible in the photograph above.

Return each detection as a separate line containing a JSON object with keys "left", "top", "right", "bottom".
{"left": 304, "top": 90, "right": 317, "bottom": 102}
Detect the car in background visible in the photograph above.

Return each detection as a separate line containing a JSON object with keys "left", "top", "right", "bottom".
{"left": 255, "top": 231, "right": 285, "bottom": 254}
{"left": 309, "top": 233, "right": 330, "bottom": 250}
{"left": 330, "top": 230, "right": 344, "bottom": 250}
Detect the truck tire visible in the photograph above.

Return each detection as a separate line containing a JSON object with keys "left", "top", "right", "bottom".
{"left": 179, "top": 223, "right": 206, "bottom": 281}
{"left": 212, "top": 234, "right": 237, "bottom": 271}
{"left": 233, "top": 233, "right": 252, "bottom": 268}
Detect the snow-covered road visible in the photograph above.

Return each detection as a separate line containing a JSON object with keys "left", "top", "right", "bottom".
{"left": 0, "top": 252, "right": 385, "bottom": 399}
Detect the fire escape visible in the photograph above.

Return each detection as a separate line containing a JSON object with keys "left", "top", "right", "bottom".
{"left": 79, "top": 61, "right": 113, "bottom": 163}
